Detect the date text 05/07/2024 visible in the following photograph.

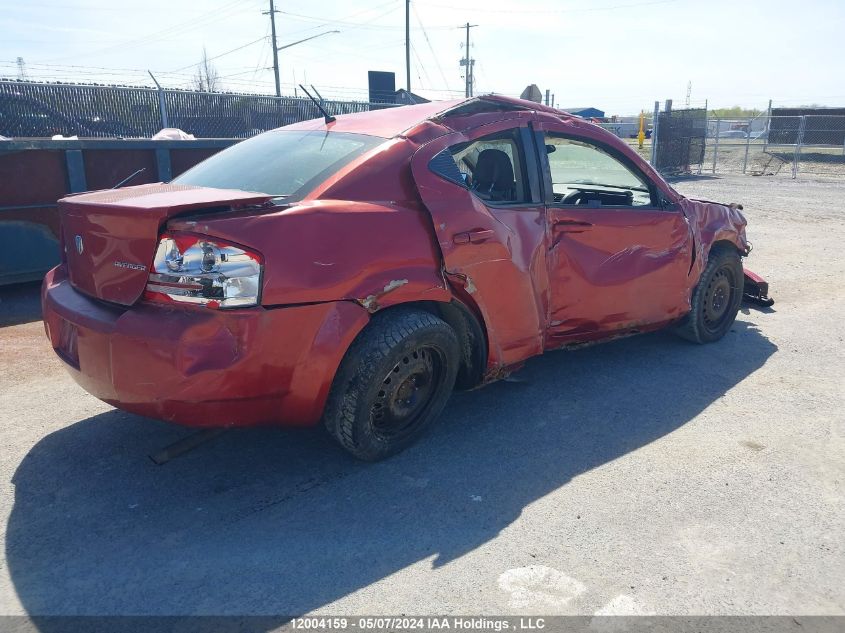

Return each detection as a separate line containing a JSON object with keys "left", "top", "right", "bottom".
{"left": 291, "top": 616, "right": 547, "bottom": 631}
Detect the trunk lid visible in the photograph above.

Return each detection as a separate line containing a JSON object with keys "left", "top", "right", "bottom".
{"left": 60, "top": 183, "right": 271, "bottom": 306}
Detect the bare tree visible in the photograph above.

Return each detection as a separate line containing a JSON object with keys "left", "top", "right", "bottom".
{"left": 192, "top": 48, "right": 219, "bottom": 92}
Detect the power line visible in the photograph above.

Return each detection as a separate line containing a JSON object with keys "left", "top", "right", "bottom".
{"left": 169, "top": 37, "right": 268, "bottom": 73}
{"left": 411, "top": 2, "right": 453, "bottom": 93}
{"left": 281, "top": 6, "right": 401, "bottom": 29}
{"left": 248, "top": 24, "right": 272, "bottom": 83}
{"left": 474, "top": 59, "right": 490, "bottom": 95}
{"left": 409, "top": 43, "right": 432, "bottom": 90}
{"left": 279, "top": 39, "right": 404, "bottom": 66}
{"left": 37, "top": 0, "right": 257, "bottom": 63}
{"left": 280, "top": 0, "right": 400, "bottom": 37}
{"left": 420, "top": 0, "right": 679, "bottom": 13}
{"left": 279, "top": 7, "right": 457, "bottom": 30}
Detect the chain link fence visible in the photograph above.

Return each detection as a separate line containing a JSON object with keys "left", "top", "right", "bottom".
{"left": 653, "top": 108, "right": 706, "bottom": 173}
{"left": 0, "top": 80, "right": 397, "bottom": 139}
{"left": 598, "top": 106, "right": 845, "bottom": 179}
{"left": 3, "top": 80, "right": 844, "bottom": 179}
{"left": 697, "top": 115, "right": 845, "bottom": 178}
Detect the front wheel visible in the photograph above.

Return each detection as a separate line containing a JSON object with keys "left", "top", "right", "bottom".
{"left": 323, "top": 309, "right": 460, "bottom": 461}
{"left": 675, "top": 246, "right": 744, "bottom": 344}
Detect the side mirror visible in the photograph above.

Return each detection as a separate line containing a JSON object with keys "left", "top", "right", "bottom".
{"left": 545, "top": 144, "right": 556, "bottom": 154}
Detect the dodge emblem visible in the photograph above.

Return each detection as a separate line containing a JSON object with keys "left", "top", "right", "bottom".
{"left": 75, "top": 235, "right": 84, "bottom": 254}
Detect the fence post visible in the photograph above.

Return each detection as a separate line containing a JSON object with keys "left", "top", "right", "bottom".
{"left": 650, "top": 101, "right": 659, "bottom": 166}
{"left": 698, "top": 100, "right": 708, "bottom": 175}
{"left": 763, "top": 99, "right": 772, "bottom": 153}
{"left": 148, "top": 71, "right": 169, "bottom": 129}
{"left": 742, "top": 117, "right": 752, "bottom": 174}
{"left": 711, "top": 118, "right": 720, "bottom": 174}
{"left": 792, "top": 116, "right": 806, "bottom": 179}
{"left": 65, "top": 149, "right": 87, "bottom": 193}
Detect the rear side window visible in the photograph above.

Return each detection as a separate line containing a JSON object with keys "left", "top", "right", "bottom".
{"left": 429, "top": 128, "right": 530, "bottom": 204}
{"left": 173, "top": 130, "right": 384, "bottom": 201}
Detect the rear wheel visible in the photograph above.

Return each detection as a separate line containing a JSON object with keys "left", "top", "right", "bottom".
{"left": 323, "top": 309, "right": 459, "bottom": 461}
{"left": 676, "top": 246, "right": 744, "bottom": 344}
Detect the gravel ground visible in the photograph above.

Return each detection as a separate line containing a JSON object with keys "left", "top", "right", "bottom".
{"left": 0, "top": 175, "right": 842, "bottom": 617}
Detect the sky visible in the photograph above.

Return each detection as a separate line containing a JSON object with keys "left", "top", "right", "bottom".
{"left": 1, "top": 0, "right": 844, "bottom": 116}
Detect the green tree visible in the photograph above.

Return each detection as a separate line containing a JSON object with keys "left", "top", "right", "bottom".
{"left": 708, "top": 105, "right": 763, "bottom": 118}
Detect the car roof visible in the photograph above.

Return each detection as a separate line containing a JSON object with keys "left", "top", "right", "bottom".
{"left": 283, "top": 95, "right": 578, "bottom": 139}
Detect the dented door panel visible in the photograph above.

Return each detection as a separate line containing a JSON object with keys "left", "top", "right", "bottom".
{"left": 410, "top": 115, "right": 549, "bottom": 368}
{"left": 545, "top": 206, "right": 693, "bottom": 341}
{"left": 535, "top": 123, "right": 694, "bottom": 342}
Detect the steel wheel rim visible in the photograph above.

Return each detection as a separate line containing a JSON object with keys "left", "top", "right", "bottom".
{"left": 370, "top": 346, "right": 446, "bottom": 441}
{"left": 702, "top": 265, "right": 737, "bottom": 334}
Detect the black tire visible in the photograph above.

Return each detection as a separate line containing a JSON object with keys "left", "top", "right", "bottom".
{"left": 675, "top": 246, "right": 744, "bottom": 344}
{"left": 323, "top": 308, "right": 460, "bottom": 461}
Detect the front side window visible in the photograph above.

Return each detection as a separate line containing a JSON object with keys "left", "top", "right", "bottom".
{"left": 544, "top": 135, "right": 653, "bottom": 207}
{"left": 173, "top": 130, "right": 384, "bottom": 201}
{"left": 430, "top": 128, "right": 530, "bottom": 204}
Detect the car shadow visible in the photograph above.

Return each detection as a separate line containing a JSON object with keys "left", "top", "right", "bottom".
{"left": 741, "top": 302, "right": 776, "bottom": 316}
{"left": 0, "top": 281, "right": 42, "bottom": 327}
{"left": 6, "top": 320, "right": 777, "bottom": 621}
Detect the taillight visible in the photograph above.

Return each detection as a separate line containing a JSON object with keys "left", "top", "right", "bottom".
{"left": 145, "top": 233, "right": 262, "bottom": 308}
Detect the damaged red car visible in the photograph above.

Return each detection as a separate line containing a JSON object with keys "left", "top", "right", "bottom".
{"left": 42, "top": 95, "right": 770, "bottom": 461}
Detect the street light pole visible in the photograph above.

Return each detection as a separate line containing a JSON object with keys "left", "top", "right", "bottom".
{"left": 261, "top": 0, "right": 340, "bottom": 99}
{"left": 276, "top": 31, "right": 340, "bottom": 52}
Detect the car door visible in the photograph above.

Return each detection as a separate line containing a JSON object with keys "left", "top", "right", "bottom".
{"left": 536, "top": 125, "right": 693, "bottom": 346}
{"left": 410, "top": 116, "right": 549, "bottom": 368}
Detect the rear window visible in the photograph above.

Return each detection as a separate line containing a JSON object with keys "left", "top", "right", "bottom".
{"left": 172, "top": 130, "right": 384, "bottom": 200}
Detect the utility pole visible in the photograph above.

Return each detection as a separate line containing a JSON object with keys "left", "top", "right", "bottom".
{"left": 263, "top": 0, "right": 281, "bottom": 97}
{"left": 460, "top": 22, "right": 477, "bottom": 98}
{"left": 405, "top": 0, "right": 411, "bottom": 92}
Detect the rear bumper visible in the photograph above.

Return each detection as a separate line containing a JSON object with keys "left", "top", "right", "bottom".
{"left": 41, "top": 266, "right": 370, "bottom": 427}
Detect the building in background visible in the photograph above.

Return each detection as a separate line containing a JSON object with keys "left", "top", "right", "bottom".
{"left": 561, "top": 106, "right": 605, "bottom": 119}
{"left": 394, "top": 89, "right": 429, "bottom": 105}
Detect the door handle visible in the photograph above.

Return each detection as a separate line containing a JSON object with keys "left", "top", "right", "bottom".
{"left": 553, "top": 220, "right": 593, "bottom": 233}
{"left": 453, "top": 229, "right": 495, "bottom": 244}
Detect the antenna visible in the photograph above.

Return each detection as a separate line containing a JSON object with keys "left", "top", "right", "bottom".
{"left": 113, "top": 168, "right": 146, "bottom": 189}
{"left": 685, "top": 81, "right": 692, "bottom": 107}
{"left": 299, "top": 85, "right": 336, "bottom": 124}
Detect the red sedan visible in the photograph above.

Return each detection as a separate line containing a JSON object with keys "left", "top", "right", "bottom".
{"left": 42, "top": 95, "right": 767, "bottom": 460}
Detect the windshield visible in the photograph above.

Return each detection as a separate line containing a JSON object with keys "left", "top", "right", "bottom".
{"left": 172, "top": 130, "right": 384, "bottom": 200}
